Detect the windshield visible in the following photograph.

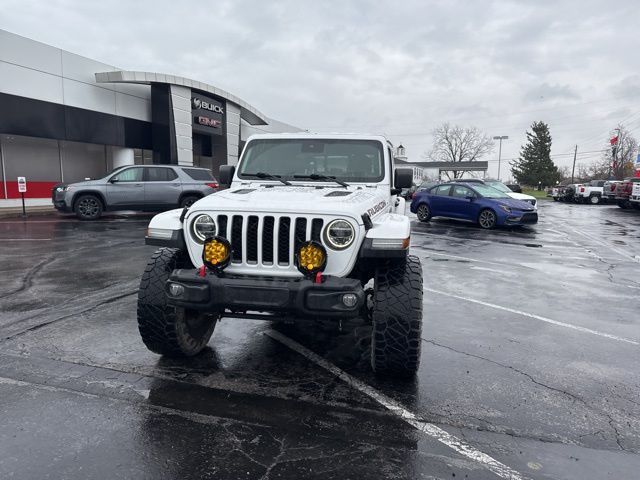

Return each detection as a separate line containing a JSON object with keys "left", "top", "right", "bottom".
{"left": 238, "top": 139, "right": 384, "bottom": 183}
{"left": 472, "top": 184, "right": 511, "bottom": 198}
{"left": 484, "top": 180, "right": 512, "bottom": 193}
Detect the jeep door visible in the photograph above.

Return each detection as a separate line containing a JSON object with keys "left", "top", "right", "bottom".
{"left": 105, "top": 167, "right": 145, "bottom": 208}
{"left": 143, "top": 167, "right": 182, "bottom": 209}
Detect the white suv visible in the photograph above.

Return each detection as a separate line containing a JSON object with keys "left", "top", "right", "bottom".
{"left": 139, "top": 134, "right": 424, "bottom": 377}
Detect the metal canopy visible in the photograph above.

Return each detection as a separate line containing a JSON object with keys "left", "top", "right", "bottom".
{"left": 394, "top": 160, "right": 488, "bottom": 172}
{"left": 95, "top": 70, "right": 268, "bottom": 125}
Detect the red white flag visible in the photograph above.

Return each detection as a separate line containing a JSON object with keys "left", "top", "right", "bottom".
{"left": 610, "top": 135, "right": 619, "bottom": 145}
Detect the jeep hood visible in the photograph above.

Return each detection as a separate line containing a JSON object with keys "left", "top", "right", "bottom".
{"left": 189, "top": 185, "right": 390, "bottom": 220}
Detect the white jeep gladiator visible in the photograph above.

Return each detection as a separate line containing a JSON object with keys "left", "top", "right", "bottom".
{"left": 139, "top": 133, "right": 423, "bottom": 376}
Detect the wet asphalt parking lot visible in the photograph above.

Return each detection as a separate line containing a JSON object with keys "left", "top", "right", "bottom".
{"left": 1, "top": 200, "right": 639, "bottom": 480}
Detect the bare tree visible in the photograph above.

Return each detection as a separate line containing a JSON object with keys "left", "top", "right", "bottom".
{"left": 424, "top": 123, "right": 494, "bottom": 179}
{"left": 605, "top": 125, "right": 638, "bottom": 180}
{"left": 557, "top": 165, "right": 571, "bottom": 182}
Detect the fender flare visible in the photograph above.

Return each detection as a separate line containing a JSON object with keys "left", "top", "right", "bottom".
{"left": 359, "top": 213, "right": 411, "bottom": 258}
{"left": 145, "top": 209, "right": 186, "bottom": 249}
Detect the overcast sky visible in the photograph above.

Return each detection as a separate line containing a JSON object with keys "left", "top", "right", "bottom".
{"left": 2, "top": 0, "right": 639, "bottom": 179}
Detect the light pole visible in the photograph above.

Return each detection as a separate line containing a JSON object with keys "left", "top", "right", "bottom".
{"left": 493, "top": 135, "right": 508, "bottom": 181}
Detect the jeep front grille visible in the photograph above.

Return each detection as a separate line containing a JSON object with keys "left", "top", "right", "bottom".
{"left": 215, "top": 214, "right": 324, "bottom": 269}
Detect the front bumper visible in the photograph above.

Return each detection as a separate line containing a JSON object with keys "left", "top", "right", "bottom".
{"left": 166, "top": 270, "right": 365, "bottom": 319}
{"left": 51, "top": 188, "right": 72, "bottom": 212}
{"left": 504, "top": 212, "right": 538, "bottom": 225}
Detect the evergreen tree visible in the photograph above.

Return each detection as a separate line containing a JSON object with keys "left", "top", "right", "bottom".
{"left": 511, "top": 121, "right": 560, "bottom": 187}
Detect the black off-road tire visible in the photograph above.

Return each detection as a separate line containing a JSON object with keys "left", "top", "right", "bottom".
{"left": 371, "top": 255, "right": 423, "bottom": 377}
{"left": 617, "top": 200, "right": 630, "bottom": 209}
{"left": 74, "top": 194, "right": 103, "bottom": 220}
{"left": 180, "top": 195, "right": 201, "bottom": 209}
{"left": 416, "top": 204, "right": 432, "bottom": 222}
{"left": 137, "top": 248, "right": 217, "bottom": 357}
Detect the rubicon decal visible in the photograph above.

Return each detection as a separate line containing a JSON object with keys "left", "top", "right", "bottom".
{"left": 367, "top": 201, "right": 387, "bottom": 217}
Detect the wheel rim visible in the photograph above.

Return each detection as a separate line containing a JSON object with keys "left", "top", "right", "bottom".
{"left": 590, "top": 196, "right": 598, "bottom": 204}
{"left": 479, "top": 210, "right": 496, "bottom": 228}
{"left": 417, "top": 205, "right": 430, "bottom": 220}
{"left": 78, "top": 198, "right": 99, "bottom": 217}
{"left": 183, "top": 309, "right": 214, "bottom": 339}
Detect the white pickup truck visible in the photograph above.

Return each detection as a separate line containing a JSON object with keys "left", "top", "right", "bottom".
{"left": 631, "top": 180, "right": 640, "bottom": 207}
{"left": 575, "top": 180, "right": 606, "bottom": 204}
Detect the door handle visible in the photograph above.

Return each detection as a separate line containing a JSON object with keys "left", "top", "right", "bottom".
{"left": 135, "top": 183, "right": 143, "bottom": 187}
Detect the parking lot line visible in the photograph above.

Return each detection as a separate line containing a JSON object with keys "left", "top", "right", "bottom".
{"left": 265, "top": 330, "right": 528, "bottom": 480}
{"left": 424, "top": 287, "right": 639, "bottom": 346}
{"left": 567, "top": 226, "right": 640, "bottom": 263}
{"left": 0, "top": 238, "right": 52, "bottom": 241}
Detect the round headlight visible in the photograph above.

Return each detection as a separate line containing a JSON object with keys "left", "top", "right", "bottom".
{"left": 324, "top": 219, "right": 355, "bottom": 250}
{"left": 192, "top": 214, "right": 216, "bottom": 243}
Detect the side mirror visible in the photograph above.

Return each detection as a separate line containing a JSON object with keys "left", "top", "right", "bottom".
{"left": 219, "top": 165, "right": 236, "bottom": 186}
{"left": 109, "top": 177, "right": 119, "bottom": 183}
{"left": 465, "top": 195, "right": 475, "bottom": 201}
{"left": 394, "top": 168, "right": 413, "bottom": 189}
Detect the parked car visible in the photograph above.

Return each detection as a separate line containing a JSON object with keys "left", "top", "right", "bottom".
{"left": 505, "top": 183, "right": 522, "bottom": 193}
{"left": 141, "top": 133, "right": 423, "bottom": 376}
{"left": 52, "top": 165, "right": 219, "bottom": 220}
{"left": 410, "top": 182, "right": 538, "bottom": 229}
{"left": 551, "top": 184, "right": 566, "bottom": 201}
{"left": 401, "top": 184, "right": 418, "bottom": 200}
{"left": 413, "top": 180, "right": 440, "bottom": 196}
{"left": 614, "top": 178, "right": 635, "bottom": 209}
{"left": 575, "top": 180, "right": 606, "bottom": 204}
{"left": 559, "top": 184, "right": 581, "bottom": 202}
{"left": 629, "top": 179, "right": 640, "bottom": 210}
{"left": 483, "top": 179, "right": 538, "bottom": 210}
{"left": 454, "top": 178, "right": 538, "bottom": 209}
{"left": 603, "top": 180, "right": 622, "bottom": 202}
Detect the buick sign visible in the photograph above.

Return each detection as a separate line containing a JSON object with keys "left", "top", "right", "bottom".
{"left": 192, "top": 97, "right": 224, "bottom": 114}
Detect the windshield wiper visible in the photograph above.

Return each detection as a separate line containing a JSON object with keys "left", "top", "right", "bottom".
{"left": 243, "top": 172, "right": 291, "bottom": 186}
{"left": 293, "top": 174, "right": 349, "bottom": 188}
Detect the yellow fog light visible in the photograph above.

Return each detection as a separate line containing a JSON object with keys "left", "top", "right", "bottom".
{"left": 295, "top": 241, "right": 327, "bottom": 276}
{"left": 202, "top": 236, "right": 231, "bottom": 271}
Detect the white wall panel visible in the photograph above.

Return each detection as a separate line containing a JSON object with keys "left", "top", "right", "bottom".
{"left": 0, "top": 61, "right": 63, "bottom": 103}
{"left": 0, "top": 30, "right": 62, "bottom": 76}
{"left": 114, "top": 82, "right": 150, "bottom": 99}
{"left": 62, "top": 78, "right": 116, "bottom": 115}
{"left": 61, "top": 51, "right": 116, "bottom": 87}
{"left": 115, "top": 92, "right": 151, "bottom": 122}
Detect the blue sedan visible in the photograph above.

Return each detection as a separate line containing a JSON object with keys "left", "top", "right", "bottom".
{"left": 410, "top": 182, "right": 538, "bottom": 229}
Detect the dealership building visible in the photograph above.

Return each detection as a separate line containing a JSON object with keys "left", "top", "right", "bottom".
{"left": 0, "top": 29, "right": 300, "bottom": 206}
